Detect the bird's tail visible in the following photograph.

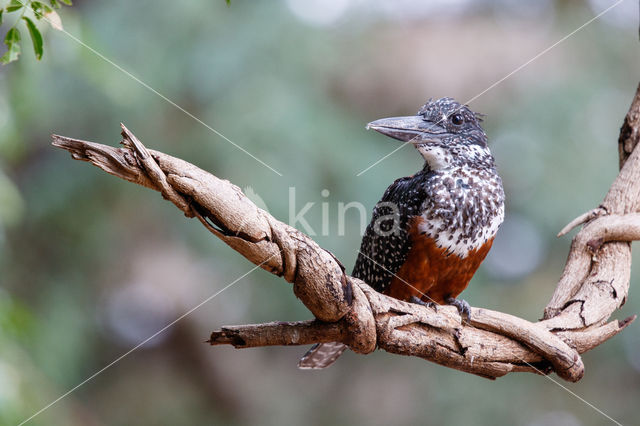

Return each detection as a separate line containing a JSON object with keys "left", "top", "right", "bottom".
{"left": 297, "top": 342, "right": 347, "bottom": 369}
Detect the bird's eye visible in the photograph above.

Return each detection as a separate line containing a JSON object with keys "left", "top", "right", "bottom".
{"left": 450, "top": 114, "right": 464, "bottom": 125}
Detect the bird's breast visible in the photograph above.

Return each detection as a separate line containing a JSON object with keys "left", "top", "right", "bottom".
{"left": 418, "top": 167, "right": 504, "bottom": 258}
{"left": 386, "top": 217, "right": 496, "bottom": 303}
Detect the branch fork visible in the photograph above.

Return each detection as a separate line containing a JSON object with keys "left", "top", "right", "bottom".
{"left": 51, "top": 85, "right": 640, "bottom": 382}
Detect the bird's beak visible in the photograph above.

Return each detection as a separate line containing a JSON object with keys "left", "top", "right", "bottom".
{"left": 366, "top": 115, "right": 446, "bottom": 143}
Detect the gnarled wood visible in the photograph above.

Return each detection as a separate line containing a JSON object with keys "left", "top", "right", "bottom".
{"left": 51, "top": 84, "right": 640, "bottom": 381}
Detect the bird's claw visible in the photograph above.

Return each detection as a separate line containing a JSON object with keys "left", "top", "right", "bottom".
{"left": 410, "top": 296, "right": 437, "bottom": 311}
{"left": 445, "top": 297, "right": 471, "bottom": 323}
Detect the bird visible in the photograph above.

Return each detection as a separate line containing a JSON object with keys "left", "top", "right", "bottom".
{"left": 298, "top": 97, "right": 505, "bottom": 369}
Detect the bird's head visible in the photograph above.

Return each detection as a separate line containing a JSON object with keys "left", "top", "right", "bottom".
{"left": 367, "top": 98, "right": 494, "bottom": 170}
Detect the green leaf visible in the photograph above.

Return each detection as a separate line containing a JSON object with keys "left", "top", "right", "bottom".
{"left": 226, "top": 0, "right": 231, "bottom": 5}
{"left": 0, "top": 10, "right": 3, "bottom": 27}
{"left": 0, "top": 27, "right": 22, "bottom": 65}
{"left": 49, "top": 0, "right": 61, "bottom": 8}
{"left": 6, "top": 0, "right": 24, "bottom": 12}
{"left": 3, "top": 27, "right": 20, "bottom": 45}
{"left": 31, "top": 1, "right": 53, "bottom": 18}
{"left": 59, "top": 0, "right": 72, "bottom": 5}
{"left": 22, "top": 17, "right": 43, "bottom": 60}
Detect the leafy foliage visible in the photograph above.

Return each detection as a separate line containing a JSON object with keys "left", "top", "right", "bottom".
{"left": 0, "top": 0, "right": 72, "bottom": 64}
{"left": 0, "top": 26, "right": 20, "bottom": 63}
{"left": 22, "top": 16, "right": 41, "bottom": 59}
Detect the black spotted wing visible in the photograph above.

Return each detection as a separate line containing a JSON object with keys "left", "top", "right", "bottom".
{"left": 352, "top": 173, "right": 429, "bottom": 293}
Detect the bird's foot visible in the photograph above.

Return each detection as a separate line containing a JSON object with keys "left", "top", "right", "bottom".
{"left": 445, "top": 296, "right": 471, "bottom": 323}
{"left": 410, "top": 296, "right": 437, "bottom": 311}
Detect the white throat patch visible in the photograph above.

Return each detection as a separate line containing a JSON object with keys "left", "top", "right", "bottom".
{"left": 417, "top": 145, "right": 450, "bottom": 170}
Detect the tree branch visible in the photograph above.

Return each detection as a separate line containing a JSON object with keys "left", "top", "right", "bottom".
{"left": 51, "top": 85, "right": 640, "bottom": 382}
{"left": 207, "top": 320, "right": 347, "bottom": 348}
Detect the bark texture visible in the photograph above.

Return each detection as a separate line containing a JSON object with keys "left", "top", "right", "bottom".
{"left": 51, "top": 85, "right": 640, "bottom": 382}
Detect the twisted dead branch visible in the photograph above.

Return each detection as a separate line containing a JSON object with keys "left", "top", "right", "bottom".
{"left": 51, "top": 85, "right": 640, "bottom": 382}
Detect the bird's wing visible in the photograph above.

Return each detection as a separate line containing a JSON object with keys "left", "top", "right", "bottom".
{"left": 299, "top": 174, "right": 429, "bottom": 370}
{"left": 352, "top": 174, "right": 427, "bottom": 293}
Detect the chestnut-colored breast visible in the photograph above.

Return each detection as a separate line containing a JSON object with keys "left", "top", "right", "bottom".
{"left": 386, "top": 216, "right": 494, "bottom": 304}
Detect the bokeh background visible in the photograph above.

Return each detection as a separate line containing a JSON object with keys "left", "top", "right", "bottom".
{"left": 1, "top": 0, "right": 639, "bottom": 425}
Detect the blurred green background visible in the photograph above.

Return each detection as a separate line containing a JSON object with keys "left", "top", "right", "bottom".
{"left": 1, "top": 0, "right": 639, "bottom": 425}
